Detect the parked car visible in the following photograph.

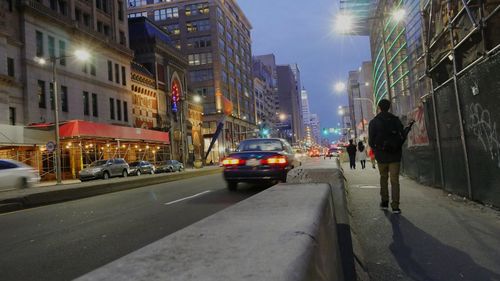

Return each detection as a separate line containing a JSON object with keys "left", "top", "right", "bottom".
{"left": 0, "top": 159, "right": 40, "bottom": 190}
{"left": 128, "top": 161, "right": 155, "bottom": 176}
{"left": 155, "top": 160, "right": 184, "bottom": 173}
{"left": 79, "top": 158, "right": 129, "bottom": 181}
{"left": 326, "top": 147, "right": 344, "bottom": 158}
{"left": 222, "top": 138, "right": 299, "bottom": 191}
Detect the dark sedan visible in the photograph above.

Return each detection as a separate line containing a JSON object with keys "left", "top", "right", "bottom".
{"left": 222, "top": 138, "right": 299, "bottom": 191}
{"left": 128, "top": 161, "right": 155, "bottom": 176}
{"left": 155, "top": 160, "right": 184, "bottom": 173}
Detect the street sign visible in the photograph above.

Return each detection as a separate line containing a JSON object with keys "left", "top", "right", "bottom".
{"left": 46, "top": 141, "right": 56, "bottom": 153}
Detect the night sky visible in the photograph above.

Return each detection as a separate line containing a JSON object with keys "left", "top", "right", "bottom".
{"left": 238, "top": 0, "right": 371, "bottom": 135}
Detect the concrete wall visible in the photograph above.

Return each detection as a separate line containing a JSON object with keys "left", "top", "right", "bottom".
{"left": 76, "top": 179, "right": 346, "bottom": 280}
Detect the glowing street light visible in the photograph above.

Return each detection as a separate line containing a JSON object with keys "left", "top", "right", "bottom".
{"left": 279, "top": 113, "right": 287, "bottom": 121}
{"left": 193, "top": 95, "right": 202, "bottom": 103}
{"left": 335, "top": 82, "right": 346, "bottom": 93}
{"left": 391, "top": 8, "right": 406, "bottom": 23}
{"left": 334, "top": 13, "right": 354, "bottom": 34}
{"left": 74, "top": 49, "right": 91, "bottom": 61}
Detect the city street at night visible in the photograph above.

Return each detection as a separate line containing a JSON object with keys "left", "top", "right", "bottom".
{"left": 0, "top": 173, "right": 265, "bottom": 281}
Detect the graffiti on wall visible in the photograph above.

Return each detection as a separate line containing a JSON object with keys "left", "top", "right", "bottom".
{"left": 466, "top": 103, "right": 500, "bottom": 168}
{"left": 407, "top": 106, "right": 430, "bottom": 147}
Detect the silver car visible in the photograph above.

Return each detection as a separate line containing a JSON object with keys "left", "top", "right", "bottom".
{"left": 0, "top": 159, "right": 40, "bottom": 190}
{"left": 79, "top": 158, "right": 129, "bottom": 181}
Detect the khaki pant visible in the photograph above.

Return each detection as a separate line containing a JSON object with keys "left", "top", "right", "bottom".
{"left": 378, "top": 162, "right": 401, "bottom": 209}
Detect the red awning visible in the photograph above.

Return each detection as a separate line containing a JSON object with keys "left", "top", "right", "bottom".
{"left": 59, "top": 120, "right": 169, "bottom": 144}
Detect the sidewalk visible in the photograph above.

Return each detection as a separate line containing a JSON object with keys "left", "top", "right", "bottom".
{"left": 342, "top": 162, "right": 500, "bottom": 281}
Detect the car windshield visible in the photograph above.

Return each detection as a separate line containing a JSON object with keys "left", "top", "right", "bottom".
{"left": 129, "top": 162, "right": 140, "bottom": 167}
{"left": 90, "top": 160, "right": 108, "bottom": 167}
{"left": 237, "top": 139, "right": 283, "bottom": 152}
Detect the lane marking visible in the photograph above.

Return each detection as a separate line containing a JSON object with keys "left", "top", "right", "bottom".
{"left": 164, "top": 190, "right": 212, "bottom": 206}
{"left": 359, "top": 185, "right": 379, "bottom": 189}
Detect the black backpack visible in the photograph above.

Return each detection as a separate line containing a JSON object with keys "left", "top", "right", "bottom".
{"left": 375, "top": 116, "right": 404, "bottom": 153}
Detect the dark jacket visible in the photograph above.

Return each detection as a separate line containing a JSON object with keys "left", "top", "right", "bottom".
{"left": 346, "top": 144, "right": 357, "bottom": 157}
{"left": 368, "top": 112, "right": 405, "bottom": 164}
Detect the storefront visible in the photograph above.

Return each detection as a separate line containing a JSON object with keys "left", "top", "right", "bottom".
{"left": 0, "top": 120, "right": 171, "bottom": 181}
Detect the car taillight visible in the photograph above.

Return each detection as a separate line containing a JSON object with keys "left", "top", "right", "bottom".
{"left": 262, "top": 156, "right": 288, "bottom": 165}
{"left": 222, "top": 158, "right": 243, "bottom": 166}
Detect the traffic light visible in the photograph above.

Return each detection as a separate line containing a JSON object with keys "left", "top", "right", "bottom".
{"left": 322, "top": 128, "right": 328, "bottom": 135}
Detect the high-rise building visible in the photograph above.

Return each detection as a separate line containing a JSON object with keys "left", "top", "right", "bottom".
{"left": 347, "top": 61, "right": 374, "bottom": 140}
{"left": 301, "top": 89, "right": 312, "bottom": 145}
{"left": 127, "top": 0, "right": 255, "bottom": 162}
{"left": 290, "top": 64, "right": 305, "bottom": 140}
{"left": 254, "top": 54, "right": 279, "bottom": 125}
{"left": 310, "top": 114, "right": 320, "bottom": 145}
{"left": 253, "top": 58, "right": 275, "bottom": 133}
{"left": 276, "top": 65, "right": 301, "bottom": 144}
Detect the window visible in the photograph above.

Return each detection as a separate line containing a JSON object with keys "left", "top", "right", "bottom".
{"left": 9, "top": 107, "right": 16, "bottom": 125}
{"left": 189, "top": 69, "right": 213, "bottom": 82}
{"left": 123, "top": 101, "right": 128, "bottom": 122}
{"left": 188, "top": 53, "right": 212, "bottom": 66}
{"left": 97, "top": 21, "right": 103, "bottom": 33}
{"left": 7, "top": 57, "right": 14, "bottom": 77}
{"left": 49, "top": 83, "right": 55, "bottom": 110}
{"left": 116, "top": 99, "right": 122, "bottom": 121}
{"left": 187, "top": 36, "right": 211, "bottom": 48}
{"left": 221, "top": 70, "right": 227, "bottom": 83}
{"left": 119, "top": 31, "right": 126, "bottom": 46}
{"left": 218, "top": 37, "right": 225, "bottom": 50}
{"left": 217, "top": 22, "right": 224, "bottom": 34}
{"left": 163, "top": 24, "right": 180, "bottom": 35}
{"left": 58, "top": 0, "right": 67, "bottom": 15}
{"left": 185, "top": 2, "right": 209, "bottom": 16}
{"left": 61, "top": 86, "right": 68, "bottom": 112}
{"left": 108, "top": 60, "right": 113, "bottom": 81}
{"left": 50, "top": 0, "right": 57, "bottom": 10}
{"left": 154, "top": 7, "right": 178, "bottom": 21}
{"left": 220, "top": 53, "right": 226, "bottom": 66}
{"left": 90, "top": 58, "right": 96, "bottom": 76}
{"left": 59, "top": 40, "right": 66, "bottom": 65}
{"left": 118, "top": 1, "right": 124, "bottom": 21}
{"left": 121, "top": 66, "right": 126, "bottom": 86}
{"left": 48, "top": 36, "right": 55, "bottom": 58}
{"left": 83, "top": 13, "right": 90, "bottom": 27}
{"left": 36, "top": 31, "right": 44, "bottom": 57}
{"left": 115, "top": 63, "right": 120, "bottom": 83}
{"left": 38, "top": 80, "right": 46, "bottom": 108}
{"left": 110, "top": 98, "right": 115, "bottom": 120}
{"left": 96, "top": 0, "right": 108, "bottom": 12}
{"left": 92, "top": 93, "right": 98, "bottom": 117}
{"left": 128, "top": 12, "right": 147, "bottom": 18}
{"left": 83, "top": 91, "right": 89, "bottom": 116}
{"left": 103, "top": 25, "right": 110, "bottom": 37}
{"left": 186, "top": 20, "right": 210, "bottom": 33}
{"left": 128, "top": 0, "right": 146, "bottom": 7}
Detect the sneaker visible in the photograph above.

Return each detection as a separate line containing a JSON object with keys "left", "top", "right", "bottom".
{"left": 392, "top": 208, "right": 402, "bottom": 214}
{"left": 380, "top": 201, "right": 389, "bottom": 209}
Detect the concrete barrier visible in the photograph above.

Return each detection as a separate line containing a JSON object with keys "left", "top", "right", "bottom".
{"left": 287, "top": 158, "right": 367, "bottom": 281}
{"left": 76, "top": 183, "right": 344, "bottom": 281}
{"left": 0, "top": 168, "right": 222, "bottom": 213}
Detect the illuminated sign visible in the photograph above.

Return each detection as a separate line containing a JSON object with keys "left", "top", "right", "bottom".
{"left": 171, "top": 79, "right": 181, "bottom": 112}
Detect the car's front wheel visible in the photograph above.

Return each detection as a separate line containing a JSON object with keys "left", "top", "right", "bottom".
{"left": 17, "top": 177, "right": 29, "bottom": 189}
{"left": 122, "top": 170, "right": 128, "bottom": 178}
{"left": 227, "top": 181, "right": 238, "bottom": 191}
{"left": 136, "top": 170, "right": 141, "bottom": 176}
{"left": 103, "top": 172, "right": 110, "bottom": 180}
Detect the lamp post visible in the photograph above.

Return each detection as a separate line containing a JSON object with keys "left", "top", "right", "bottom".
{"left": 36, "top": 49, "right": 90, "bottom": 184}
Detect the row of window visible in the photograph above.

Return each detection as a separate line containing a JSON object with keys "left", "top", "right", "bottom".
{"left": 189, "top": 69, "right": 213, "bottom": 83}
{"left": 107, "top": 61, "right": 128, "bottom": 86}
{"left": 37, "top": 80, "right": 69, "bottom": 112}
{"left": 36, "top": 31, "right": 66, "bottom": 65}
{"left": 36, "top": 79, "right": 129, "bottom": 122}
{"left": 188, "top": 52, "right": 212, "bottom": 66}
{"left": 109, "top": 98, "right": 129, "bottom": 122}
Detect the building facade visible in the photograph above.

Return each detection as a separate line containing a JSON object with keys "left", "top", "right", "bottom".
{"left": 309, "top": 113, "right": 320, "bottom": 145}
{"left": 301, "top": 89, "right": 313, "bottom": 145}
{"left": 347, "top": 61, "right": 374, "bottom": 140}
{"left": 127, "top": 0, "right": 255, "bottom": 163}
{"left": 252, "top": 58, "right": 275, "bottom": 134}
{"left": 276, "top": 65, "right": 301, "bottom": 144}
{"left": 0, "top": 0, "right": 174, "bottom": 180}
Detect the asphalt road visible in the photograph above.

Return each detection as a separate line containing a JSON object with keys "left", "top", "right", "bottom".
{"left": 0, "top": 173, "right": 269, "bottom": 281}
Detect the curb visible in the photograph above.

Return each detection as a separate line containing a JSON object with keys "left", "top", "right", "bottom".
{"left": 0, "top": 168, "right": 223, "bottom": 214}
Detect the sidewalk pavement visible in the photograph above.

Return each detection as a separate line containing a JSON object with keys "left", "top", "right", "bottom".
{"left": 342, "top": 162, "right": 500, "bottom": 281}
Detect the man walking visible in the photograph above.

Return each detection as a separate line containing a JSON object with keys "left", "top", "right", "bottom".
{"left": 369, "top": 99, "right": 406, "bottom": 214}
{"left": 346, "top": 139, "right": 357, "bottom": 170}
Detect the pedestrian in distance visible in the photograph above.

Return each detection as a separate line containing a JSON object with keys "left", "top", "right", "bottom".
{"left": 368, "top": 146, "right": 376, "bottom": 169}
{"left": 346, "top": 139, "right": 357, "bottom": 170}
{"left": 357, "top": 141, "right": 367, "bottom": 169}
{"left": 368, "top": 99, "right": 414, "bottom": 214}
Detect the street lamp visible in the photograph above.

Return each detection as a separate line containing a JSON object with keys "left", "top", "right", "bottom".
{"left": 36, "top": 49, "right": 90, "bottom": 184}
{"left": 279, "top": 113, "right": 287, "bottom": 121}
{"left": 193, "top": 95, "right": 202, "bottom": 103}
{"left": 334, "top": 81, "right": 346, "bottom": 93}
